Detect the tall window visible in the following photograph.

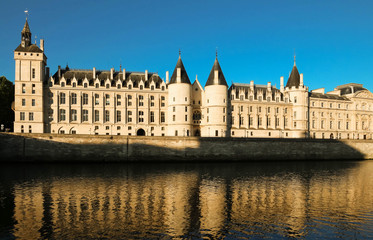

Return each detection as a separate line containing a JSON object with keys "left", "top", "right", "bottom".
{"left": 95, "top": 94, "right": 99, "bottom": 105}
{"left": 161, "top": 112, "right": 165, "bottom": 123}
{"left": 116, "top": 111, "right": 121, "bottom": 122}
{"left": 29, "top": 112, "right": 34, "bottom": 121}
{"left": 60, "top": 109, "right": 66, "bottom": 121}
{"left": 105, "top": 110, "right": 110, "bottom": 122}
{"left": 32, "top": 84, "right": 35, "bottom": 94}
{"left": 139, "top": 95, "right": 144, "bottom": 106}
{"left": 22, "top": 84, "right": 26, "bottom": 93}
{"left": 22, "top": 99, "right": 26, "bottom": 106}
{"left": 150, "top": 111, "right": 155, "bottom": 122}
{"left": 127, "top": 111, "right": 132, "bottom": 122}
{"left": 83, "top": 93, "right": 88, "bottom": 105}
{"left": 71, "top": 93, "right": 77, "bottom": 105}
{"left": 60, "top": 93, "right": 66, "bottom": 104}
{"left": 71, "top": 109, "right": 77, "bottom": 121}
{"left": 82, "top": 110, "right": 88, "bottom": 122}
{"left": 117, "top": 95, "right": 121, "bottom": 106}
{"left": 150, "top": 96, "right": 154, "bottom": 107}
{"left": 105, "top": 94, "right": 110, "bottom": 105}
{"left": 128, "top": 95, "right": 132, "bottom": 106}
{"left": 161, "top": 96, "right": 165, "bottom": 107}
{"left": 94, "top": 110, "right": 100, "bottom": 122}
{"left": 20, "top": 112, "right": 25, "bottom": 121}
{"left": 138, "top": 111, "right": 144, "bottom": 122}
{"left": 32, "top": 68, "right": 35, "bottom": 78}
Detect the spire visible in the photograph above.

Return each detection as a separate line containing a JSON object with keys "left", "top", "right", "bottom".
{"left": 205, "top": 57, "right": 228, "bottom": 87}
{"left": 21, "top": 18, "right": 32, "bottom": 47}
{"left": 286, "top": 61, "right": 300, "bottom": 88}
{"left": 294, "top": 54, "right": 296, "bottom": 66}
{"left": 216, "top": 47, "right": 218, "bottom": 59}
{"left": 169, "top": 54, "right": 191, "bottom": 84}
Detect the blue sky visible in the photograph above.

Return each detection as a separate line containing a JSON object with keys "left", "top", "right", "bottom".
{"left": 1, "top": 0, "right": 373, "bottom": 92}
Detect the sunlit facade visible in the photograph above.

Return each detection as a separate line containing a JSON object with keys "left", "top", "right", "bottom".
{"left": 13, "top": 20, "right": 373, "bottom": 139}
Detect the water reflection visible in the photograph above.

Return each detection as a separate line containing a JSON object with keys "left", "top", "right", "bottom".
{"left": 0, "top": 161, "right": 373, "bottom": 239}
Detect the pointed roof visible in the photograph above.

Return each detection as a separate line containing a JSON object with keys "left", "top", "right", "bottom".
{"left": 205, "top": 58, "right": 228, "bottom": 87}
{"left": 169, "top": 56, "right": 191, "bottom": 84}
{"left": 286, "top": 64, "right": 300, "bottom": 88}
{"left": 22, "top": 19, "right": 31, "bottom": 34}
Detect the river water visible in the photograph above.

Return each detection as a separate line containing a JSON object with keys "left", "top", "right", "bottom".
{"left": 0, "top": 161, "right": 372, "bottom": 239}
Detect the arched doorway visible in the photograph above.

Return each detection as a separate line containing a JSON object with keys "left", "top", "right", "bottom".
{"left": 330, "top": 133, "right": 334, "bottom": 139}
{"left": 194, "top": 129, "right": 200, "bottom": 136}
{"left": 137, "top": 128, "right": 145, "bottom": 136}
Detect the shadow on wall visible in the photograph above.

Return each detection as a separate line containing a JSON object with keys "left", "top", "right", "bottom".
{"left": 0, "top": 133, "right": 367, "bottom": 162}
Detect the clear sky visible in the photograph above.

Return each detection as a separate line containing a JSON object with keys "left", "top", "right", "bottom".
{"left": 1, "top": 0, "right": 373, "bottom": 92}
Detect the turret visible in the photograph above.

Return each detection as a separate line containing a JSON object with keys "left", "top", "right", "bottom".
{"left": 203, "top": 56, "right": 228, "bottom": 137}
{"left": 167, "top": 53, "right": 192, "bottom": 136}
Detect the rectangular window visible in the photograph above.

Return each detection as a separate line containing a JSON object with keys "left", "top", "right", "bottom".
{"left": 173, "top": 115, "right": 176, "bottom": 121}
{"left": 60, "top": 93, "right": 66, "bottom": 104}
{"left": 128, "top": 95, "right": 132, "bottom": 106}
{"left": 95, "top": 94, "right": 99, "bottom": 105}
{"left": 32, "top": 68, "right": 35, "bottom": 78}
{"left": 105, "top": 94, "right": 110, "bottom": 105}
{"left": 127, "top": 111, "right": 132, "bottom": 122}
{"left": 223, "top": 116, "right": 226, "bottom": 122}
{"left": 161, "top": 112, "right": 165, "bottom": 123}
{"left": 105, "top": 110, "right": 110, "bottom": 122}
{"left": 29, "top": 112, "right": 34, "bottom": 121}
{"left": 83, "top": 93, "right": 88, "bottom": 105}
{"left": 94, "top": 110, "right": 100, "bottom": 122}
{"left": 139, "top": 111, "right": 144, "bottom": 122}
{"left": 173, "top": 106, "right": 176, "bottom": 112}
{"left": 346, "top": 122, "right": 349, "bottom": 130}
{"left": 71, "top": 109, "right": 77, "bottom": 121}
{"left": 22, "top": 99, "right": 26, "bottom": 106}
{"left": 82, "top": 109, "right": 88, "bottom": 122}
{"left": 116, "top": 110, "right": 121, "bottom": 122}
{"left": 185, "top": 115, "right": 188, "bottom": 121}
{"left": 117, "top": 95, "right": 121, "bottom": 106}
{"left": 185, "top": 106, "right": 188, "bottom": 112}
{"left": 161, "top": 96, "right": 165, "bottom": 107}
{"left": 215, "top": 130, "right": 219, "bottom": 137}
{"left": 150, "top": 111, "right": 155, "bottom": 122}
{"left": 72, "top": 93, "right": 77, "bottom": 105}
{"left": 150, "top": 96, "right": 154, "bottom": 107}
{"left": 22, "top": 84, "right": 26, "bottom": 94}
{"left": 32, "top": 84, "right": 35, "bottom": 94}
{"left": 60, "top": 109, "right": 66, "bottom": 121}
{"left": 258, "top": 117, "right": 262, "bottom": 126}
{"left": 20, "top": 112, "right": 25, "bottom": 120}
{"left": 139, "top": 95, "right": 144, "bottom": 106}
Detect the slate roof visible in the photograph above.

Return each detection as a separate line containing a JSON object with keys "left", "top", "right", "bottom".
{"left": 169, "top": 57, "right": 191, "bottom": 84}
{"left": 51, "top": 68, "right": 164, "bottom": 88}
{"left": 286, "top": 65, "right": 300, "bottom": 88}
{"left": 338, "top": 86, "right": 367, "bottom": 95}
{"left": 229, "top": 83, "right": 284, "bottom": 101}
{"left": 205, "top": 58, "right": 228, "bottom": 87}
{"left": 309, "top": 92, "right": 350, "bottom": 101}
{"left": 22, "top": 20, "right": 31, "bottom": 34}
{"left": 14, "top": 44, "right": 43, "bottom": 53}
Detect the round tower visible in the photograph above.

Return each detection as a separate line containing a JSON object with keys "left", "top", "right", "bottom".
{"left": 202, "top": 57, "right": 228, "bottom": 137}
{"left": 167, "top": 54, "right": 192, "bottom": 136}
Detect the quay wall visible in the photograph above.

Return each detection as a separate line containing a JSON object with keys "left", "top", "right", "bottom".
{"left": 0, "top": 133, "right": 372, "bottom": 162}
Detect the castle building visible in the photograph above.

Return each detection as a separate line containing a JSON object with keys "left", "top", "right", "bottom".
{"left": 13, "top": 20, "right": 373, "bottom": 139}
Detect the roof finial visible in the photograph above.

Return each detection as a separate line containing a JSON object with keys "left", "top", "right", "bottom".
{"left": 119, "top": 60, "right": 122, "bottom": 72}
{"left": 24, "top": 9, "right": 29, "bottom": 20}
{"left": 216, "top": 47, "right": 218, "bottom": 59}
{"left": 293, "top": 49, "right": 296, "bottom": 66}
{"left": 179, "top": 49, "right": 181, "bottom": 57}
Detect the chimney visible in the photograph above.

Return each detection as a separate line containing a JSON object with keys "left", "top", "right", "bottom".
{"left": 267, "top": 82, "right": 271, "bottom": 90}
{"left": 166, "top": 71, "right": 169, "bottom": 84}
{"left": 145, "top": 70, "right": 148, "bottom": 81}
{"left": 280, "top": 76, "right": 284, "bottom": 92}
{"left": 40, "top": 39, "right": 44, "bottom": 51}
{"left": 58, "top": 65, "right": 61, "bottom": 79}
{"left": 214, "top": 70, "right": 219, "bottom": 84}
{"left": 123, "top": 68, "right": 126, "bottom": 80}
{"left": 93, "top": 67, "right": 96, "bottom": 79}
{"left": 110, "top": 68, "right": 114, "bottom": 80}
{"left": 176, "top": 68, "right": 181, "bottom": 83}
{"left": 300, "top": 73, "right": 304, "bottom": 87}
{"left": 250, "top": 80, "right": 254, "bottom": 90}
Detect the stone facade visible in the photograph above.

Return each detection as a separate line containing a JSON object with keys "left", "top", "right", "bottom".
{"left": 13, "top": 20, "right": 373, "bottom": 139}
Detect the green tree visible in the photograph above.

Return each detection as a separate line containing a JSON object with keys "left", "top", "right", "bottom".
{"left": 0, "top": 76, "right": 14, "bottom": 131}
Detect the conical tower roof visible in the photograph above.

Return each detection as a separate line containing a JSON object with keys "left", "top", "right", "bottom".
{"left": 169, "top": 56, "right": 191, "bottom": 84}
{"left": 205, "top": 57, "right": 228, "bottom": 87}
{"left": 285, "top": 61, "right": 300, "bottom": 88}
{"left": 22, "top": 19, "right": 31, "bottom": 34}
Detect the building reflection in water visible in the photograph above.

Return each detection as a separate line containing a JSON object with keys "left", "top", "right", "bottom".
{"left": 8, "top": 161, "right": 373, "bottom": 239}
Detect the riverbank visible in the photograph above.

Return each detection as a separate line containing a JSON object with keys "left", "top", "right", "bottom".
{"left": 0, "top": 133, "right": 372, "bottom": 162}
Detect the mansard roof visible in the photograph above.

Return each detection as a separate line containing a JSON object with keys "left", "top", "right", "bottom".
{"left": 14, "top": 43, "right": 43, "bottom": 53}
{"left": 51, "top": 68, "right": 164, "bottom": 88}
{"left": 205, "top": 58, "right": 228, "bottom": 87}
{"left": 309, "top": 92, "right": 350, "bottom": 101}
{"left": 229, "top": 83, "right": 284, "bottom": 101}
{"left": 169, "top": 56, "right": 191, "bottom": 84}
{"left": 286, "top": 65, "right": 300, "bottom": 88}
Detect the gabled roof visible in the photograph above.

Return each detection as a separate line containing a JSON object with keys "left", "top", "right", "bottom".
{"left": 22, "top": 20, "right": 31, "bottom": 34}
{"left": 169, "top": 56, "right": 191, "bottom": 84}
{"left": 205, "top": 58, "right": 228, "bottom": 87}
{"left": 14, "top": 43, "right": 43, "bottom": 53}
{"left": 286, "top": 65, "right": 300, "bottom": 88}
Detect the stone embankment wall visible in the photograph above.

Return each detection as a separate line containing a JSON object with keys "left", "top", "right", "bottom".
{"left": 1, "top": 133, "right": 372, "bottom": 162}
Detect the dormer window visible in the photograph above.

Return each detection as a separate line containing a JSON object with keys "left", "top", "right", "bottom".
{"left": 128, "top": 84, "right": 132, "bottom": 90}
{"left": 140, "top": 85, "right": 143, "bottom": 90}
{"left": 84, "top": 83, "right": 87, "bottom": 88}
{"left": 61, "top": 82, "right": 65, "bottom": 87}
{"left": 95, "top": 83, "right": 99, "bottom": 88}
{"left": 73, "top": 82, "right": 76, "bottom": 87}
